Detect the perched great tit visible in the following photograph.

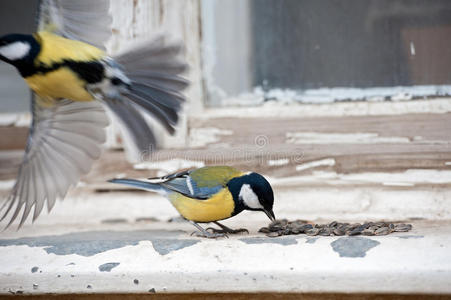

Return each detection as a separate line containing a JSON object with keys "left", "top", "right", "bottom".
{"left": 109, "top": 166, "right": 276, "bottom": 238}
{"left": 0, "top": 0, "right": 188, "bottom": 228}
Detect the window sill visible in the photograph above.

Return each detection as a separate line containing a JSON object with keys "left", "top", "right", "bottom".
{"left": 0, "top": 219, "right": 449, "bottom": 295}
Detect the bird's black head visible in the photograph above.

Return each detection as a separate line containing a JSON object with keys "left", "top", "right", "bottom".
{"left": 228, "top": 172, "right": 276, "bottom": 221}
{"left": 0, "top": 34, "right": 40, "bottom": 69}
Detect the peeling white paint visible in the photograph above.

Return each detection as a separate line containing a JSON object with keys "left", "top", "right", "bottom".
{"left": 340, "top": 170, "right": 451, "bottom": 184}
{"left": 391, "top": 92, "right": 413, "bottom": 101}
{"left": 287, "top": 132, "right": 410, "bottom": 144}
{"left": 0, "top": 113, "right": 31, "bottom": 127}
{"left": 220, "top": 85, "right": 451, "bottom": 106}
{"left": 296, "top": 158, "right": 336, "bottom": 171}
{"left": 382, "top": 182, "right": 415, "bottom": 187}
{"left": 188, "top": 127, "right": 233, "bottom": 148}
{"left": 270, "top": 169, "right": 451, "bottom": 187}
{"left": 196, "top": 98, "right": 451, "bottom": 119}
{"left": 0, "top": 180, "right": 14, "bottom": 191}
{"left": 267, "top": 158, "right": 289, "bottom": 166}
{"left": 0, "top": 221, "right": 450, "bottom": 295}
{"left": 410, "top": 42, "right": 416, "bottom": 56}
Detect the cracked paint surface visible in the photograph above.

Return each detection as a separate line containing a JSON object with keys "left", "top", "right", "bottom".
{"left": 98, "top": 262, "right": 120, "bottom": 272}
{"left": 151, "top": 239, "right": 199, "bottom": 255}
{"left": 331, "top": 237, "right": 380, "bottom": 257}
{"left": 0, "top": 230, "right": 199, "bottom": 256}
{"left": 239, "top": 237, "right": 298, "bottom": 246}
{"left": 0, "top": 221, "right": 449, "bottom": 295}
{"left": 305, "top": 237, "right": 318, "bottom": 244}
{"left": 397, "top": 235, "right": 424, "bottom": 239}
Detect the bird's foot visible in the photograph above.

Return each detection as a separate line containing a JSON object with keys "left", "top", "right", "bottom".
{"left": 206, "top": 227, "right": 249, "bottom": 235}
{"left": 208, "top": 221, "right": 250, "bottom": 235}
{"left": 190, "top": 230, "right": 228, "bottom": 239}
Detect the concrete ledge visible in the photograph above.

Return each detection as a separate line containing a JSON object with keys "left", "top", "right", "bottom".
{"left": 0, "top": 220, "right": 450, "bottom": 295}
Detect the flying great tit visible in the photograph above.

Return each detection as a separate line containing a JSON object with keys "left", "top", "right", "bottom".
{"left": 0, "top": 0, "right": 188, "bottom": 228}
{"left": 109, "top": 166, "right": 276, "bottom": 238}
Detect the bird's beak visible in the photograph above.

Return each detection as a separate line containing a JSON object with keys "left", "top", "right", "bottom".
{"left": 264, "top": 209, "right": 276, "bottom": 222}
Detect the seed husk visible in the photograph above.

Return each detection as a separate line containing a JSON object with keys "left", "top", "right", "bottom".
{"left": 375, "top": 227, "right": 390, "bottom": 236}
{"left": 267, "top": 231, "right": 282, "bottom": 237}
{"left": 306, "top": 228, "right": 320, "bottom": 236}
{"left": 394, "top": 224, "right": 412, "bottom": 232}
{"left": 258, "top": 227, "right": 270, "bottom": 233}
{"left": 262, "top": 219, "right": 412, "bottom": 237}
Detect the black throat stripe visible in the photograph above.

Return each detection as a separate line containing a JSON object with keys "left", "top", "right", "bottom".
{"left": 21, "top": 59, "right": 104, "bottom": 84}
{"left": 227, "top": 177, "right": 246, "bottom": 217}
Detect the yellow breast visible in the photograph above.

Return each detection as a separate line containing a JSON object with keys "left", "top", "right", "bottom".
{"left": 24, "top": 31, "right": 106, "bottom": 102}
{"left": 35, "top": 31, "right": 105, "bottom": 66}
{"left": 168, "top": 189, "right": 235, "bottom": 223}
{"left": 25, "top": 68, "right": 94, "bottom": 102}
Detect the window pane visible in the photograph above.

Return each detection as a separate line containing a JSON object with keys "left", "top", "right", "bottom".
{"left": 203, "top": 0, "right": 451, "bottom": 105}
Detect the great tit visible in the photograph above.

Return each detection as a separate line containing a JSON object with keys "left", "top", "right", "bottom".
{"left": 0, "top": 0, "right": 188, "bottom": 228}
{"left": 109, "top": 166, "right": 276, "bottom": 238}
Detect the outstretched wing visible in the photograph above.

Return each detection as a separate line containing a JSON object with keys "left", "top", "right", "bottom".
{"left": 153, "top": 166, "right": 243, "bottom": 200}
{"left": 107, "top": 34, "right": 189, "bottom": 156}
{"left": 38, "top": 0, "right": 112, "bottom": 49}
{"left": 116, "top": 34, "right": 189, "bottom": 135}
{"left": 0, "top": 97, "right": 109, "bottom": 228}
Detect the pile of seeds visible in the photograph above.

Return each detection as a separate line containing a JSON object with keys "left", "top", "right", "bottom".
{"left": 259, "top": 219, "right": 413, "bottom": 237}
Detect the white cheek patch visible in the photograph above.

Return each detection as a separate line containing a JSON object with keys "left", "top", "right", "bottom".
{"left": 0, "top": 42, "right": 30, "bottom": 61}
{"left": 239, "top": 184, "right": 262, "bottom": 209}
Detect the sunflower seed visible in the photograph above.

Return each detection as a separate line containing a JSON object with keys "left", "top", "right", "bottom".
{"left": 375, "top": 227, "right": 390, "bottom": 235}
{"left": 261, "top": 220, "right": 412, "bottom": 237}
{"left": 333, "top": 228, "right": 345, "bottom": 236}
{"left": 329, "top": 221, "right": 338, "bottom": 228}
{"left": 394, "top": 224, "right": 412, "bottom": 232}
{"left": 258, "top": 227, "right": 270, "bottom": 233}
{"left": 319, "top": 228, "right": 331, "bottom": 236}
{"left": 362, "top": 229, "right": 375, "bottom": 236}
{"left": 306, "top": 228, "right": 320, "bottom": 236}
{"left": 267, "top": 231, "right": 282, "bottom": 237}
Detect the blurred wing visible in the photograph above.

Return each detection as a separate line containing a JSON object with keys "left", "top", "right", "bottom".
{"left": 0, "top": 96, "right": 109, "bottom": 228}
{"left": 39, "top": 0, "right": 112, "bottom": 49}
{"left": 115, "top": 34, "right": 189, "bottom": 135}
{"left": 103, "top": 99, "right": 157, "bottom": 151}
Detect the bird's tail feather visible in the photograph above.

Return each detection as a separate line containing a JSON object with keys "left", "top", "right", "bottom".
{"left": 108, "top": 178, "right": 167, "bottom": 194}
{"left": 115, "top": 34, "right": 189, "bottom": 136}
{"left": 104, "top": 100, "right": 157, "bottom": 151}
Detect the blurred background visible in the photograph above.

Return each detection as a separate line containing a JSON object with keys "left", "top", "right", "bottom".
{"left": 203, "top": 0, "right": 451, "bottom": 105}
{"left": 2, "top": 0, "right": 451, "bottom": 111}
{"left": 0, "top": 1, "right": 450, "bottom": 297}
{"left": 0, "top": 0, "right": 450, "bottom": 225}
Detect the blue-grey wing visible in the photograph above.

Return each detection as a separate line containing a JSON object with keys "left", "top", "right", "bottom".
{"left": 161, "top": 177, "right": 223, "bottom": 200}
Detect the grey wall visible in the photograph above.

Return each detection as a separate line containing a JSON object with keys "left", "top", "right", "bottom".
{"left": 0, "top": 0, "right": 38, "bottom": 113}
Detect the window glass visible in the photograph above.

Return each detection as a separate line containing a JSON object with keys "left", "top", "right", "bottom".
{"left": 203, "top": 0, "right": 451, "bottom": 105}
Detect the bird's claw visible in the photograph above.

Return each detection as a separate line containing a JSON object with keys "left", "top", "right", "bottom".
{"left": 190, "top": 230, "right": 228, "bottom": 239}
{"left": 206, "top": 227, "right": 249, "bottom": 235}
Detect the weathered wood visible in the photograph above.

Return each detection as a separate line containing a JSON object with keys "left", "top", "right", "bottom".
{"left": 2, "top": 112, "right": 450, "bottom": 184}
{"left": 107, "top": 0, "right": 203, "bottom": 148}
{"left": 0, "top": 127, "right": 27, "bottom": 150}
